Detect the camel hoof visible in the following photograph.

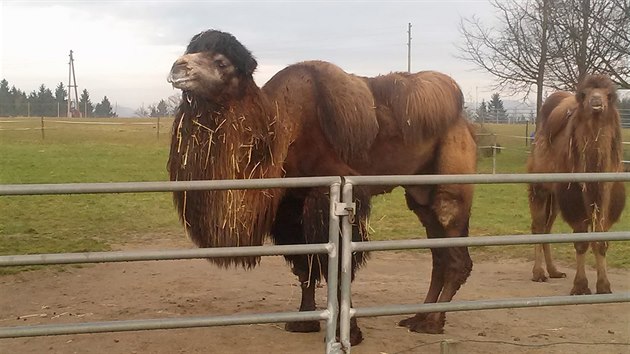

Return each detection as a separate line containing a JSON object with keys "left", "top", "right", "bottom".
{"left": 285, "top": 320, "right": 321, "bottom": 333}
{"left": 350, "top": 327, "right": 363, "bottom": 346}
{"left": 548, "top": 270, "right": 566, "bottom": 279}
{"left": 335, "top": 326, "right": 364, "bottom": 346}
{"left": 531, "top": 274, "right": 548, "bottom": 282}
{"left": 570, "top": 286, "right": 592, "bottom": 295}
{"left": 532, "top": 269, "right": 548, "bottom": 282}
{"left": 596, "top": 282, "right": 612, "bottom": 294}
{"left": 398, "top": 313, "right": 444, "bottom": 334}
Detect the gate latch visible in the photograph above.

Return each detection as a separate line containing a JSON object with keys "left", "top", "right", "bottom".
{"left": 334, "top": 202, "right": 356, "bottom": 224}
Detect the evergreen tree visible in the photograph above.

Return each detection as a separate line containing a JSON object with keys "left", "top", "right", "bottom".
{"left": 0, "top": 79, "right": 10, "bottom": 116}
{"left": 54, "top": 82, "right": 67, "bottom": 116}
{"left": 79, "top": 89, "right": 94, "bottom": 117}
{"left": 476, "top": 100, "right": 488, "bottom": 123}
{"left": 94, "top": 96, "right": 117, "bottom": 118}
{"left": 10, "top": 86, "right": 28, "bottom": 116}
{"left": 34, "top": 84, "right": 56, "bottom": 117}
{"left": 156, "top": 99, "right": 169, "bottom": 117}
{"left": 487, "top": 93, "right": 509, "bottom": 123}
{"left": 27, "top": 90, "right": 38, "bottom": 116}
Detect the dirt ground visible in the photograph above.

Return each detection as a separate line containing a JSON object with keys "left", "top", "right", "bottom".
{"left": 1, "top": 237, "right": 629, "bottom": 354}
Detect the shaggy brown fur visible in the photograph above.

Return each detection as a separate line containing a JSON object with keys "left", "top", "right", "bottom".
{"left": 167, "top": 29, "right": 476, "bottom": 345}
{"left": 167, "top": 82, "right": 288, "bottom": 268}
{"left": 527, "top": 74, "right": 626, "bottom": 295}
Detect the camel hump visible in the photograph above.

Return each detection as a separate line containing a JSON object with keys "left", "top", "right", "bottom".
{"left": 267, "top": 60, "right": 380, "bottom": 163}
{"left": 539, "top": 91, "right": 574, "bottom": 141}
{"left": 367, "top": 71, "right": 464, "bottom": 143}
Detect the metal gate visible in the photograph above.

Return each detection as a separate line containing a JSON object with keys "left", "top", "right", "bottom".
{"left": 1, "top": 172, "right": 630, "bottom": 354}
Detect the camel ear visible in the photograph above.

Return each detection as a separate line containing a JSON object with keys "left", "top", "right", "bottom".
{"left": 607, "top": 91, "right": 617, "bottom": 103}
{"left": 576, "top": 91, "right": 586, "bottom": 103}
{"left": 244, "top": 56, "right": 257, "bottom": 76}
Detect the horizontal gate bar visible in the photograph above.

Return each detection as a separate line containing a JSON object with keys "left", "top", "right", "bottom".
{"left": 3, "top": 173, "right": 630, "bottom": 196}
{"left": 352, "top": 232, "right": 630, "bottom": 252}
{"left": 345, "top": 172, "right": 630, "bottom": 186}
{"left": 0, "top": 310, "right": 329, "bottom": 338}
{"left": 0, "top": 243, "right": 332, "bottom": 266}
{"left": 0, "top": 176, "right": 342, "bottom": 196}
{"left": 353, "top": 293, "right": 630, "bottom": 318}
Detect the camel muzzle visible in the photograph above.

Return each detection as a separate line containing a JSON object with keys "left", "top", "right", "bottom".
{"left": 168, "top": 61, "right": 191, "bottom": 88}
{"left": 589, "top": 97, "right": 604, "bottom": 113}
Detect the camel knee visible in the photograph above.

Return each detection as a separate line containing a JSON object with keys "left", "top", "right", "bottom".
{"left": 591, "top": 241, "right": 608, "bottom": 256}
{"left": 434, "top": 198, "right": 460, "bottom": 230}
{"left": 574, "top": 241, "right": 590, "bottom": 254}
{"left": 433, "top": 190, "right": 471, "bottom": 236}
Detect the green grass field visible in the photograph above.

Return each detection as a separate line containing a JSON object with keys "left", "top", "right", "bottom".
{"left": 1, "top": 118, "right": 629, "bottom": 275}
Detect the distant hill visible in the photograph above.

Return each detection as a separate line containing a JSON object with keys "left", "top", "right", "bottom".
{"left": 502, "top": 99, "right": 535, "bottom": 112}
{"left": 113, "top": 105, "right": 136, "bottom": 118}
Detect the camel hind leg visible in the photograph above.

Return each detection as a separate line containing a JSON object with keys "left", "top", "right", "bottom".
{"left": 398, "top": 189, "right": 473, "bottom": 334}
{"left": 528, "top": 184, "right": 565, "bottom": 281}
{"left": 398, "top": 119, "right": 475, "bottom": 334}
{"left": 592, "top": 181, "right": 627, "bottom": 294}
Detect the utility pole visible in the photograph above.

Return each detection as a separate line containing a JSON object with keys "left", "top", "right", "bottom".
{"left": 67, "top": 51, "right": 71, "bottom": 117}
{"left": 407, "top": 22, "right": 412, "bottom": 73}
{"left": 67, "top": 50, "right": 80, "bottom": 117}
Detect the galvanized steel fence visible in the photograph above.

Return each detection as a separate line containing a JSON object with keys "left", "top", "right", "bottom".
{"left": 1, "top": 173, "right": 630, "bottom": 354}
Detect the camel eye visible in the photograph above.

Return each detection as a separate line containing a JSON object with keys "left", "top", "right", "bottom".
{"left": 577, "top": 92, "right": 586, "bottom": 101}
{"left": 215, "top": 60, "right": 227, "bottom": 68}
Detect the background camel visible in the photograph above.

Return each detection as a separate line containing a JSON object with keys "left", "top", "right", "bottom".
{"left": 167, "top": 29, "right": 477, "bottom": 345}
{"left": 527, "top": 74, "right": 625, "bottom": 295}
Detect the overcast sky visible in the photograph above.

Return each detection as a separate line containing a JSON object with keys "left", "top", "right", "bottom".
{"left": 1, "top": 1, "right": 506, "bottom": 111}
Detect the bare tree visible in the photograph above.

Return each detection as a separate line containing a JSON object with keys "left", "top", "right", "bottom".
{"left": 547, "top": 0, "right": 630, "bottom": 89}
{"left": 166, "top": 94, "right": 181, "bottom": 115}
{"left": 458, "top": 0, "right": 553, "bottom": 126}
{"left": 458, "top": 0, "right": 629, "bottom": 127}
{"left": 134, "top": 104, "right": 150, "bottom": 118}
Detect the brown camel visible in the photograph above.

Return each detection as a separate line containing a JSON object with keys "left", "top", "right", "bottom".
{"left": 167, "top": 29, "right": 477, "bottom": 345}
{"left": 527, "top": 74, "right": 626, "bottom": 295}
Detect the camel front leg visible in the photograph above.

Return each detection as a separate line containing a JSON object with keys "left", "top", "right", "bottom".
{"left": 571, "top": 240, "right": 592, "bottom": 295}
{"left": 528, "top": 184, "right": 565, "bottom": 281}
{"left": 271, "top": 193, "right": 323, "bottom": 333}
{"left": 285, "top": 262, "right": 322, "bottom": 332}
{"left": 592, "top": 241, "right": 612, "bottom": 294}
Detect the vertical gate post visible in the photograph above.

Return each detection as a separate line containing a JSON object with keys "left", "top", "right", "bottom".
{"left": 326, "top": 182, "right": 343, "bottom": 354}
{"left": 339, "top": 182, "right": 355, "bottom": 352}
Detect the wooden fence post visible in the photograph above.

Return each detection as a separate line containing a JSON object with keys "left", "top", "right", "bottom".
{"left": 440, "top": 339, "right": 459, "bottom": 354}
{"left": 492, "top": 133, "right": 497, "bottom": 174}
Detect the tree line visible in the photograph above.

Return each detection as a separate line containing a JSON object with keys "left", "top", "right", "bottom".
{"left": 134, "top": 94, "right": 179, "bottom": 118}
{"left": 0, "top": 79, "right": 116, "bottom": 118}
{"left": 472, "top": 91, "right": 630, "bottom": 124}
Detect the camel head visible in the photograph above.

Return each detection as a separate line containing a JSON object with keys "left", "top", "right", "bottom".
{"left": 575, "top": 74, "right": 617, "bottom": 117}
{"left": 167, "top": 30, "right": 257, "bottom": 101}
